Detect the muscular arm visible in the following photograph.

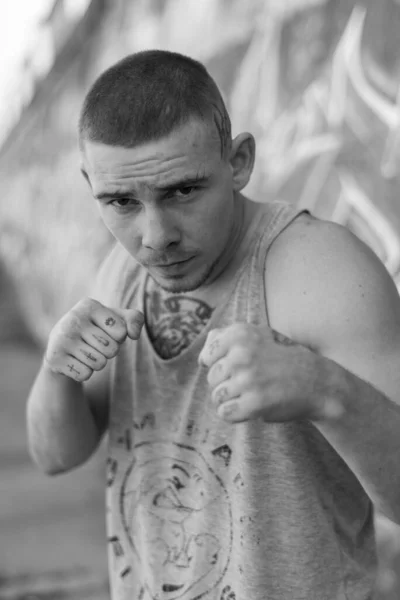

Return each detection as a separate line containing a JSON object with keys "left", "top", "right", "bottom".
{"left": 26, "top": 295, "right": 142, "bottom": 476}
{"left": 27, "top": 240, "right": 145, "bottom": 475}
{"left": 266, "top": 216, "right": 400, "bottom": 523}
{"left": 26, "top": 361, "right": 109, "bottom": 475}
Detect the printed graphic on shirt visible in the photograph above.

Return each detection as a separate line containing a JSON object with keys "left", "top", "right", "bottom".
{"left": 119, "top": 441, "right": 233, "bottom": 599}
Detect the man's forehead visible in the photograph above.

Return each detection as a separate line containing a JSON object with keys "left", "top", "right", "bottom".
{"left": 81, "top": 123, "right": 221, "bottom": 193}
{"left": 82, "top": 119, "right": 220, "bottom": 165}
{"left": 81, "top": 148, "right": 217, "bottom": 199}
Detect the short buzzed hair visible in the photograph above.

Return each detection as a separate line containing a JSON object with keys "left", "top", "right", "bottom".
{"left": 78, "top": 49, "right": 232, "bottom": 157}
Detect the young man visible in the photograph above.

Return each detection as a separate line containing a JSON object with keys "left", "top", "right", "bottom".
{"left": 27, "top": 50, "right": 400, "bottom": 600}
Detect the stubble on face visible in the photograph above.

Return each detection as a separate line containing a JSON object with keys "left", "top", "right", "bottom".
{"left": 82, "top": 118, "right": 241, "bottom": 293}
{"left": 149, "top": 198, "right": 246, "bottom": 294}
{"left": 149, "top": 255, "right": 220, "bottom": 294}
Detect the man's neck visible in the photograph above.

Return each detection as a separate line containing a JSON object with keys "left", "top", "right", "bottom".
{"left": 143, "top": 195, "right": 261, "bottom": 359}
{"left": 202, "top": 194, "right": 260, "bottom": 287}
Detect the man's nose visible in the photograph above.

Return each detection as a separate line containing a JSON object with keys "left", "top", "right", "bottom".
{"left": 141, "top": 207, "right": 180, "bottom": 251}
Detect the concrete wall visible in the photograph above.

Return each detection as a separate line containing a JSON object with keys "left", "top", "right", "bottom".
{"left": 1, "top": 1, "right": 400, "bottom": 596}
{"left": 1, "top": 0, "right": 400, "bottom": 341}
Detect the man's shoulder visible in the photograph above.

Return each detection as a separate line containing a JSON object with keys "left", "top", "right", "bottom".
{"left": 267, "top": 213, "right": 378, "bottom": 275}
{"left": 265, "top": 214, "right": 396, "bottom": 344}
{"left": 91, "top": 242, "right": 143, "bottom": 308}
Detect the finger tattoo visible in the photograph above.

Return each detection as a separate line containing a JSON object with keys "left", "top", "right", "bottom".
{"left": 214, "top": 361, "right": 225, "bottom": 378}
{"left": 81, "top": 350, "right": 97, "bottom": 362}
{"left": 220, "top": 401, "right": 238, "bottom": 418}
{"left": 67, "top": 364, "right": 80, "bottom": 376}
{"left": 209, "top": 339, "right": 220, "bottom": 355}
{"left": 215, "top": 386, "right": 229, "bottom": 406}
{"left": 93, "top": 334, "right": 110, "bottom": 347}
{"left": 105, "top": 317, "right": 116, "bottom": 327}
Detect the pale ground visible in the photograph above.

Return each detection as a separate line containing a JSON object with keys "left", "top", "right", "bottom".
{"left": 0, "top": 270, "right": 110, "bottom": 599}
{"left": 0, "top": 344, "right": 110, "bottom": 599}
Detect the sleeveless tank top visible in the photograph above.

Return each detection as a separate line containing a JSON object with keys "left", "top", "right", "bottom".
{"left": 98, "top": 200, "right": 376, "bottom": 600}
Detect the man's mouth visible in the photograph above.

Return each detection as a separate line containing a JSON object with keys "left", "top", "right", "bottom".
{"left": 153, "top": 257, "right": 193, "bottom": 267}
{"left": 152, "top": 256, "right": 195, "bottom": 271}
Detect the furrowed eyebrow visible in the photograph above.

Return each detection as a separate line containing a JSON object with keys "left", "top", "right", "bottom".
{"left": 94, "top": 175, "right": 210, "bottom": 201}
{"left": 156, "top": 175, "right": 210, "bottom": 193}
{"left": 95, "top": 191, "right": 133, "bottom": 201}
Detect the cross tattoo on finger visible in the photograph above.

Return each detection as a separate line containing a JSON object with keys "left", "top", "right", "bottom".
{"left": 68, "top": 364, "right": 80, "bottom": 376}
{"left": 81, "top": 350, "right": 97, "bottom": 362}
{"left": 209, "top": 339, "right": 220, "bottom": 355}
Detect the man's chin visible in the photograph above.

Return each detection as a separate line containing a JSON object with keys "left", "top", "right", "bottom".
{"left": 152, "top": 276, "right": 201, "bottom": 294}
{"left": 149, "top": 270, "right": 208, "bottom": 294}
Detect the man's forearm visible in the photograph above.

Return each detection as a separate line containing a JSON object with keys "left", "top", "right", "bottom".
{"left": 26, "top": 361, "right": 102, "bottom": 475}
{"left": 313, "top": 355, "right": 400, "bottom": 523}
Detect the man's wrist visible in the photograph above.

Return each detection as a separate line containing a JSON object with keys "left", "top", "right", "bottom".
{"left": 310, "top": 352, "right": 347, "bottom": 423}
{"left": 42, "top": 354, "right": 79, "bottom": 387}
{"left": 42, "top": 354, "right": 61, "bottom": 377}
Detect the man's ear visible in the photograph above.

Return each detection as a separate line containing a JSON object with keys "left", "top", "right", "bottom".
{"left": 228, "top": 132, "right": 256, "bottom": 192}
{"left": 80, "top": 164, "right": 92, "bottom": 190}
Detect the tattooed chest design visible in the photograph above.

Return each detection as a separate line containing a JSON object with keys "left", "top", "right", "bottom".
{"left": 145, "top": 288, "right": 214, "bottom": 359}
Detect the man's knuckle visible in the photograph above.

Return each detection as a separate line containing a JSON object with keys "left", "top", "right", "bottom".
{"left": 65, "top": 311, "right": 85, "bottom": 335}
{"left": 73, "top": 364, "right": 92, "bottom": 382}
{"left": 79, "top": 369, "right": 93, "bottom": 382}
{"left": 71, "top": 299, "right": 101, "bottom": 328}
{"left": 49, "top": 337, "right": 76, "bottom": 366}
{"left": 106, "top": 342, "right": 120, "bottom": 358}
{"left": 98, "top": 351, "right": 109, "bottom": 366}
{"left": 44, "top": 351, "right": 62, "bottom": 372}
{"left": 103, "top": 315, "right": 127, "bottom": 340}
{"left": 236, "top": 370, "right": 252, "bottom": 390}
{"left": 230, "top": 345, "right": 251, "bottom": 366}
{"left": 45, "top": 344, "right": 61, "bottom": 361}
{"left": 95, "top": 354, "right": 108, "bottom": 370}
{"left": 80, "top": 297, "right": 98, "bottom": 312}
{"left": 113, "top": 327, "right": 128, "bottom": 343}
{"left": 65, "top": 341, "right": 82, "bottom": 360}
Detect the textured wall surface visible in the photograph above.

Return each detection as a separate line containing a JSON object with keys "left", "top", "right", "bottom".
{"left": 1, "top": 1, "right": 400, "bottom": 597}
{"left": 2, "top": 0, "right": 399, "bottom": 339}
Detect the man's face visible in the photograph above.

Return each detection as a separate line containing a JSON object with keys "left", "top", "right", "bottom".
{"left": 82, "top": 119, "right": 236, "bottom": 292}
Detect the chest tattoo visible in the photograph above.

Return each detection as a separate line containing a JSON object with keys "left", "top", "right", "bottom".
{"left": 145, "top": 288, "right": 214, "bottom": 359}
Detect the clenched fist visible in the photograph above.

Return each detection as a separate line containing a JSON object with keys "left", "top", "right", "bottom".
{"left": 198, "top": 323, "right": 340, "bottom": 423}
{"left": 44, "top": 297, "right": 144, "bottom": 382}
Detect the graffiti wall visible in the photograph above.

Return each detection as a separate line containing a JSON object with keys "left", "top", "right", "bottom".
{"left": 0, "top": 1, "right": 400, "bottom": 596}
{"left": 1, "top": 0, "right": 400, "bottom": 330}
{"left": 227, "top": 0, "right": 400, "bottom": 285}
{"left": 134, "top": 0, "right": 400, "bottom": 285}
{"left": 91, "top": 0, "right": 400, "bottom": 287}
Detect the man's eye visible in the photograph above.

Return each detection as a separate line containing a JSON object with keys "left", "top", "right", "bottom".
{"left": 110, "top": 198, "right": 138, "bottom": 210}
{"left": 175, "top": 186, "right": 196, "bottom": 197}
